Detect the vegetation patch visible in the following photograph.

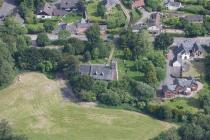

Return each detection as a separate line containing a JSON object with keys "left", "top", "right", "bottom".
{"left": 0, "top": 72, "right": 176, "bottom": 140}
{"left": 62, "top": 13, "right": 82, "bottom": 23}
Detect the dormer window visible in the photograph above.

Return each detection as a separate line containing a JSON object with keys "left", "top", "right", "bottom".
{"left": 101, "top": 72, "right": 104, "bottom": 76}
{"left": 94, "top": 71, "right": 98, "bottom": 75}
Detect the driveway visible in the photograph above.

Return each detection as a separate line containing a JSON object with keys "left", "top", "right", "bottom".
{"left": 134, "top": 8, "right": 152, "bottom": 25}
{"left": 158, "top": 49, "right": 175, "bottom": 89}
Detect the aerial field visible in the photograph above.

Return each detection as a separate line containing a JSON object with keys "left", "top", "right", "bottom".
{"left": 0, "top": 73, "right": 175, "bottom": 140}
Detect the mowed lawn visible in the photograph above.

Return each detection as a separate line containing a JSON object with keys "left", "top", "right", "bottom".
{"left": 0, "top": 73, "right": 175, "bottom": 140}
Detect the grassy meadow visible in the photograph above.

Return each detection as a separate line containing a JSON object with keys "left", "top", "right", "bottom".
{"left": 0, "top": 73, "right": 176, "bottom": 140}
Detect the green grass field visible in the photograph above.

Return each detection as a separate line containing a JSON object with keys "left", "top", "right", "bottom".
{"left": 0, "top": 73, "right": 175, "bottom": 140}
{"left": 86, "top": 0, "right": 105, "bottom": 23}
{"left": 62, "top": 13, "right": 82, "bottom": 23}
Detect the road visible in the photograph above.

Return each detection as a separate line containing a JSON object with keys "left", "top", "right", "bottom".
{"left": 134, "top": 8, "right": 152, "bottom": 25}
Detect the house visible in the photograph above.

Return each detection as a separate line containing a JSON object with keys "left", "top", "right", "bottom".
{"left": 37, "top": 3, "right": 58, "bottom": 19}
{"left": 60, "top": 0, "right": 80, "bottom": 11}
{"left": 162, "top": 77, "right": 198, "bottom": 98}
{"left": 37, "top": 2, "right": 68, "bottom": 19}
{"left": 173, "top": 41, "right": 204, "bottom": 65}
{"left": 183, "top": 15, "right": 204, "bottom": 23}
{"left": 147, "top": 12, "right": 162, "bottom": 34}
{"left": 79, "top": 61, "right": 118, "bottom": 81}
{"left": 162, "top": 85, "right": 176, "bottom": 98}
{"left": 174, "top": 77, "right": 198, "bottom": 94}
{"left": 164, "top": 0, "right": 174, "bottom": 5}
{"left": 165, "top": 2, "right": 182, "bottom": 10}
{"left": 105, "top": 0, "right": 120, "bottom": 11}
{"left": 132, "top": 0, "right": 145, "bottom": 9}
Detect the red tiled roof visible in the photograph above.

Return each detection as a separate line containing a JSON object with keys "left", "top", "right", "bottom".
{"left": 132, "top": 0, "right": 144, "bottom": 8}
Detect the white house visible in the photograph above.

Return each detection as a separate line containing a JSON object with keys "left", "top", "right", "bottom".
{"left": 165, "top": 2, "right": 182, "bottom": 10}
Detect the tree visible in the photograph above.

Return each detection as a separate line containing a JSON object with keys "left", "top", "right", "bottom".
{"left": 16, "top": 35, "right": 28, "bottom": 51}
{"left": 198, "top": 93, "right": 210, "bottom": 108}
{"left": 154, "top": 33, "right": 174, "bottom": 50}
{"left": 43, "top": 21, "right": 56, "bottom": 33}
{"left": 0, "top": 57, "right": 15, "bottom": 88}
{"left": 59, "top": 54, "right": 79, "bottom": 77}
{"left": 134, "top": 29, "right": 153, "bottom": 58}
{"left": 179, "top": 123, "right": 205, "bottom": 140}
{"left": 96, "top": 1, "right": 106, "bottom": 17}
{"left": 153, "top": 128, "right": 181, "bottom": 140}
{"left": 0, "top": 17, "right": 27, "bottom": 53}
{"left": 63, "top": 44, "right": 75, "bottom": 55}
{"left": 130, "top": 79, "right": 155, "bottom": 102}
{"left": 145, "top": 0, "right": 163, "bottom": 11}
{"left": 70, "top": 75, "right": 94, "bottom": 93}
{"left": 83, "top": 51, "right": 91, "bottom": 62}
{"left": 184, "top": 23, "right": 206, "bottom": 37}
{"left": 78, "top": 90, "right": 96, "bottom": 102}
{"left": 67, "top": 38, "right": 85, "bottom": 55}
{"left": 85, "top": 24, "right": 101, "bottom": 51}
{"left": 98, "top": 90, "right": 122, "bottom": 106}
{"left": 144, "top": 62, "right": 158, "bottom": 87}
{"left": 36, "top": 33, "right": 50, "bottom": 47}
{"left": 58, "top": 29, "right": 71, "bottom": 40}
{"left": 38, "top": 60, "right": 53, "bottom": 72}
{"left": 14, "top": 48, "right": 61, "bottom": 71}
{"left": 0, "top": 43, "right": 15, "bottom": 88}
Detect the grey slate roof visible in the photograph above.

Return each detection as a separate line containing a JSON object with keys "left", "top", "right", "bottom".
{"left": 39, "top": 2, "right": 57, "bottom": 16}
{"left": 173, "top": 41, "right": 203, "bottom": 56}
{"left": 163, "top": 84, "right": 176, "bottom": 92}
{"left": 60, "top": 0, "right": 80, "bottom": 9}
{"left": 184, "top": 15, "right": 204, "bottom": 23}
{"left": 79, "top": 63, "right": 117, "bottom": 81}
{"left": 105, "top": 0, "right": 120, "bottom": 9}
{"left": 38, "top": 2, "right": 68, "bottom": 16}
{"left": 76, "top": 22, "right": 92, "bottom": 28}
{"left": 168, "top": 2, "right": 181, "bottom": 7}
{"left": 174, "top": 77, "right": 197, "bottom": 88}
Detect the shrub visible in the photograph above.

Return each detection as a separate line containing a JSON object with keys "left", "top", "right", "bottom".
{"left": 36, "top": 33, "right": 50, "bottom": 47}
{"left": 26, "top": 24, "right": 44, "bottom": 34}
{"left": 98, "top": 90, "right": 122, "bottom": 106}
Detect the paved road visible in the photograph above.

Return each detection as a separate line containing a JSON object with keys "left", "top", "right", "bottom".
{"left": 134, "top": 8, "right": 152, "bottom": 25}
{"left": 158, "top": 49, "right": 174, "bottom": 89}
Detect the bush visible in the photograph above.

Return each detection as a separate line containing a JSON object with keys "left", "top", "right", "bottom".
{"left": 98, "top": 90, "right": 122, "bottom": 106}
{"left": 26, "top": 24, "right": 44, "bottom": 34}
{"left": 184, "top": 23, "right": 206, "bottom": 37}
{"left": 36, "top": 33, "right": 50, "bottom": 47}
{"left": 78, "top": 90, "right": 96, "bottom": 102}
{"left": 43, "top": 21, "right": 56, "bottom": 33}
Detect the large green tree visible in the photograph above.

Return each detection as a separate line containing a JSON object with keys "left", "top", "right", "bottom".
{"left": 154, "top": 33, "right": 174, "bottom": 50}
